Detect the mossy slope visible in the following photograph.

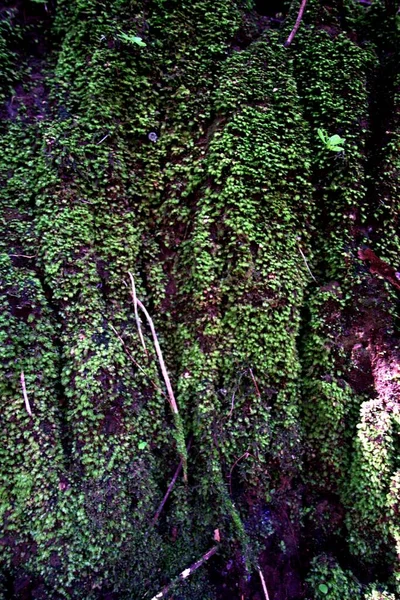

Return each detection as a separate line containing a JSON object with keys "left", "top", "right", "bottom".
{"left": 0, "top": 0, "right": 399, "bottom": 598}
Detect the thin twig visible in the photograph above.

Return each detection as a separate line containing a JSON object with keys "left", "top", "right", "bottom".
{"left": 20, "top": 371, "right": 32, "bottom": 417}
{"left": 150, "top": 546, "right": 218, "bottom": 600}
{"left": 128, "top": 272, "right": 147, "bottom": 356}
{"left": 298, "top": 245, "right": 317, "bottom": 282}
{"left": 127, "top": 274, "right": 187, "bottom": 481}
{"left": 285, "top": 0, "right": 308, "bottom": 46}
{"left": 109, "top": 324, "right": 166, "bottom": 398}
{"left": 249, "top": 368, "right": 261, "bottom": 398}
{"left": 152, "top": 438, "right": 193, "bottom": 526}
{"left": 258, "top": 567, "right": 271, "bottom": 600}
{"left": 128, "top": 274, "right": 178, "bottom": 415}
{"left": 96, "top": 133, "right": 110, "bottom": 145}
{"left": 228, "top": 451, "right": 257, "bottom": 497}
{"left": 9, "top": 254, "right": 36, "bottom": 259}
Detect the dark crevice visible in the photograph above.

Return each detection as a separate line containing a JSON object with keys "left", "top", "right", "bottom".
{"left": 34, "top": 265, "right": 73, "bottom": 463}
{"left": 359, "top": 54, "right": 399, "bottom": 244}
{"left": 254, "top": 0, "right": 286, "bottom": 18}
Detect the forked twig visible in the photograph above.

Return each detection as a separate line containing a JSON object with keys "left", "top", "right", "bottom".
{"left": 127, "top": 273, "right": 187, "bottom": 481}
{"left": 20, "top": 371, "right": 32, "bottom": 416}
{"left": 128, "top": 272, "right": 147, "bottom": 356}
{"left": 285, "top": 0, "right": 308, "bottom": 46}
{"left": 258, "top": 567, "right": 271, "bottom": 600}
{"left": 128, "top": 272, "right": 178, "bottom": 415}
{"left": 150, "top": 546, "right": 218, "bottom": 600}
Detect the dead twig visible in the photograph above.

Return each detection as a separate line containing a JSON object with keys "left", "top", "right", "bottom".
{"left": 128, "top": 272, "right": 147, "bottom": 356}
{"left": 152, "top": 438, "right": 192, "bottom": 525}
{"left": 9, "top": 254, "right": 36, "bottom": 259}
{"left": 249, "top": 368, "right": 261, "bottom": 398}
{"left": 228, "top": 451, "right": 258, "bottom": 497}
{"left": 127, "top": 273, "right": 187, "bottom": 481}
{"left": 285, "top": 0, "right": 308, "bottom": 46}
{"left": 258, "top": 567, "right": 271, "bottom": 600}
{"left": 150, "top": 546, "right": 218, "bottom": 600}
{"left": 20, "top": 371, "right": 32, "bottom": 416}
{"left": 128, "top": 273, "right": 178, "bottom": 415}
{"left": 297, "top": 245, "right": 317, "bottom": 282}
{"left": 96, "top": 133, "right": 110, "bottom": 145}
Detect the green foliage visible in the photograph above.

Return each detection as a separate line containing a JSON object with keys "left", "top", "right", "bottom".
{"left": 307, "top": 555, "right": 362, "bottom": 600}
{"left": 1, "top": 0, "right": 400, "bottom": 597}
{"left": 317, "top": 129, "right": 345, "bottom": 152}
{"left": 117, "top": 31, "right": 147, "bottom": 46}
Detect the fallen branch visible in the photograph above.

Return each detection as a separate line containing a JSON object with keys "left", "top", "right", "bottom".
{"left": 258, "top": 567, "right": 271, "bottom": 600}
{"left": 150, "top": 546, "right": 218, "bottom": 600}
{"left": 20, "top": 371, "right": 32, "bottom": 417}
{"left": 285, "top": 0, "right": 308, "bottom": 47}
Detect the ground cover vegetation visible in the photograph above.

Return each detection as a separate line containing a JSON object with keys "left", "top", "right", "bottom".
{"left": 0, "top": 0, "right": 399, "bottom": 598}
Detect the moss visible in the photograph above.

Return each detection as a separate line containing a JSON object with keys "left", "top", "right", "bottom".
{"left": 1, "top": 0, "right": 400, "bottom": 597}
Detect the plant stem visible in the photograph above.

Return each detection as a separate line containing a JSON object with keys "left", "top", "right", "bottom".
{"left": 150, "top": 546, "right": 218, "bottom": 600}
{"left": 285, "top": 0, "right": 308, "bottom": 47}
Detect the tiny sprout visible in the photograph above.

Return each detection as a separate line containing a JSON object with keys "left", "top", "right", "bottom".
{"left": 117, "top": 32, "right": 147, "bottom": 47}
{"left": 317, "top": 128, "right": 345, "bottom": 152}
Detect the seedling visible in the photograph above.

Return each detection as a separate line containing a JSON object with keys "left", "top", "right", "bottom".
{"left": 117, "top": 32, "right": 147, "bottom": 47}
{"left": 317, "top": 128, "right": 345, "bottom": 152}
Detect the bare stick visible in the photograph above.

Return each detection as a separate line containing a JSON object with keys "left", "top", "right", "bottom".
{"left": 152, "top": 438, "right": 192, "bottom": 525}
{"left": 127, "top": 275, "right": 179, "bottom": 415}
{"left": 20, "top": 371, "right": 32, "bottom": 417}
{"left": 109, "top": 324, "right": 166, "bottom": 398}
{"left": 9, "top": 254, "right": 36, "bottom": 259}
{"left": 127, "top": 274, "right": 187, "bottom": 482}
{"left": 96, "top": 133, "right": 110, "bottom": 145}
{"left": 128, "top": 272, "right": 147, "bottom": 356}
{"left": 285, "top": 0, "right": 308, "bottom": 46}
{"left": 150, "top": 546, "right": 218, "bottom": 600}
{"left": 258, "top": 567, "right": 271, "bottom": 600}
{"left": 298, "top": 245, "right": 317, "bottom": 282}
{"left": 249, "top": 368, "right": 261, "bottom": 398}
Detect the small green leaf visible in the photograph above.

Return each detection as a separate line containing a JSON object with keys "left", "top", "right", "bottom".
{"left": 329, "top": 134, "right": 343, "bottom": 145}
{"left": 117, "top": 32, "right": 147, "bottom": 47}
{"left": 318, "top": 583, "right": 329, "bottom": 594}
{"left": 138, "top": 441, "right": 147, "bottom": 450}
{"left": 317, "top": 129, "right": 327, "bottom": 143}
